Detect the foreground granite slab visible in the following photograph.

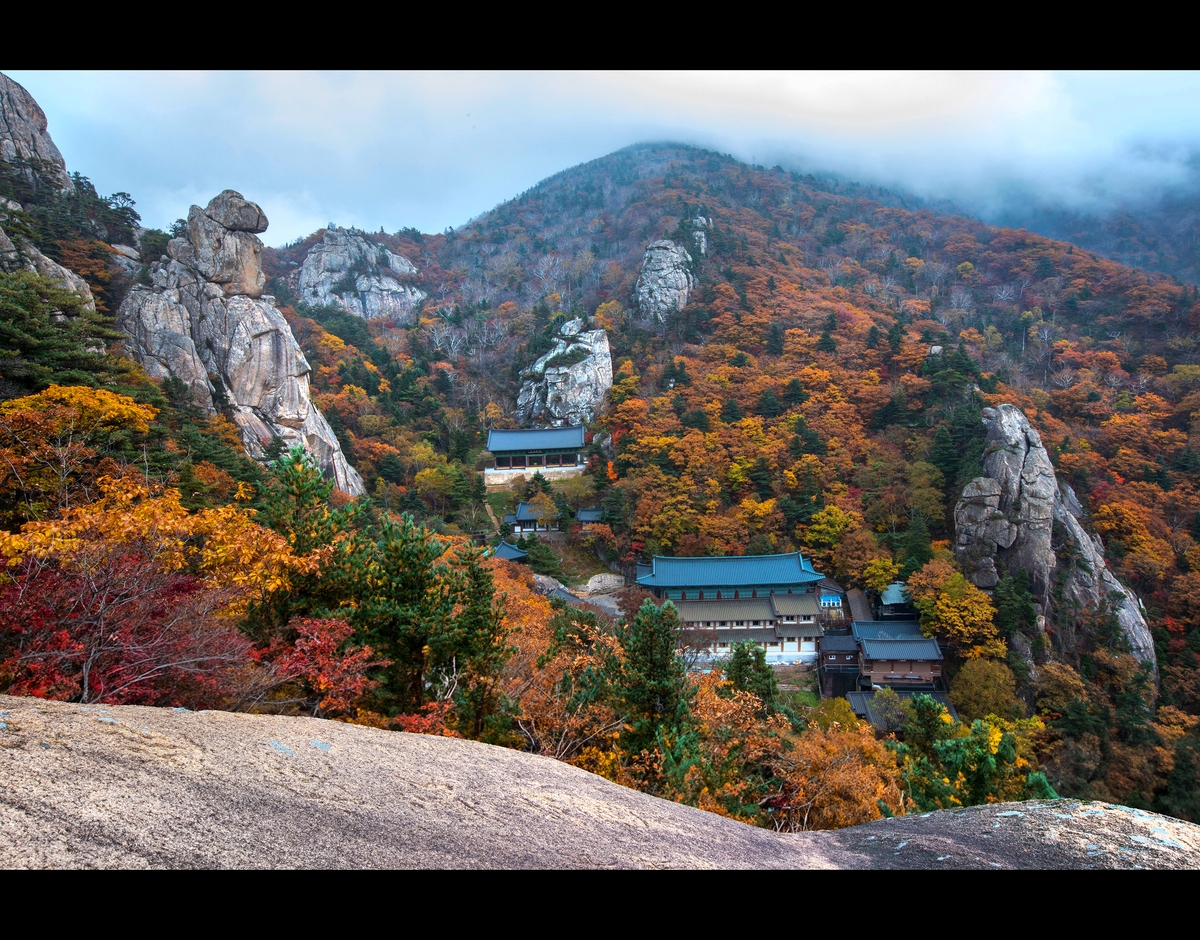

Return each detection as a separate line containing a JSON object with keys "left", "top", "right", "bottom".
{"left": 2, "top": 696, "right": 1197, "bottom": 869}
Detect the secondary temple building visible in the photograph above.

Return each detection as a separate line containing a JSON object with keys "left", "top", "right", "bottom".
{"left": 484, "top": 426, "right": 586, "bottom": 485}
{"left": 637, "top": 552, "right": 837, "bottom": 664}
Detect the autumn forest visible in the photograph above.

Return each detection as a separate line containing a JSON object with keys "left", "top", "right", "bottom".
{"left": 6, "top": 121, "right": 1200, "bottom": 830}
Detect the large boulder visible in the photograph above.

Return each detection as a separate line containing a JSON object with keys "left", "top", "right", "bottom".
{"left": 2, "top": 695, "right": 1197, "bottom": 869}
{"left": 955, "top": 404, "right": 1155, "bottom": 671}
{"left": 515, "top": 318, "right": 612, "bottom": 427}
{"left": 297, "top": 226, "right": 426, "bottom": 321}
{"left": 0, "top": 73, "right": 74, "bottom": 194}
{"left": 118, "top": 192, "right": 364, "bottom": 495}
{"left": 634, "top": 240, "right": 695, "bottom": 322}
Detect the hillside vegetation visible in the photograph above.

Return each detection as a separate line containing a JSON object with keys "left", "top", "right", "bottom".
{"left": 6, "top": 140, "right": 1200, "bottom": 824}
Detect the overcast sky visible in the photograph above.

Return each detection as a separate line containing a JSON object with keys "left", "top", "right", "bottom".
{"left": 10, "top": 70, "right": 1200, "bottom": 246}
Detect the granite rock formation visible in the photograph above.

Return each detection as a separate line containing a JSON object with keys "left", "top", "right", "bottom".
{"left": 515, "top": 318, "right": 612, "bottom": 426}
{"left": 2, "top": 695, "right": 1197, "bottom": 869}
{"left": 297, "top": 227, "right": 426, "bottom": 320}
{"left": 634, "top": 240, "right": 695, "bottom": 322}
{"left": 955, "top": 404, "right": 1155, "bottom": 670}
{"left": 118, "top": 192, "right": 364, "bottom": 495}
{"left": 0, "top": 73, "right": 74, "bottom": 194}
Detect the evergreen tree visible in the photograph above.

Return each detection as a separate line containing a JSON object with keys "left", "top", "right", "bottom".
{"left": 783, "top": 378, "right": 808, "bottom": 407}
{"left": 721, "top": 398, "right": 745, "bottom": 423}
{"left": 993, "top": 572, "right": 1037, "bottom": 638}
{"left": 619, "top": 599, "right": 691, "bottom": 754}
{"left": 764, "top": 322, "right": 784, "bottom": 355}
{"left": 352, "top": 513, "right": 456, "bottom": 713}
{"left": 899, "top": 514, "right": 933, "bottom": 577}
{"left": 816, "top": 330, "right": 837, "bottom": 353}
{"left": 441, "top": 546, "right": 512, "bottom": 740}
{"left": 929, "top": 424, "right": 959, "bottom": 485}
{"left": 755, "top": 388, "right": 782, "bottom": 418}
{"left": 726, "top": 642, "right": 779, "bottom": 715}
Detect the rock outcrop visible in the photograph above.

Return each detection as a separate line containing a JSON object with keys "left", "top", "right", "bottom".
{"left": 955, "top": 404, "right": 1155, "bottom": 669}
{"left": 0, "top": 199, "right": 95, "bottom": 311}
{"left": 692, "top": 216, "right": 712, "bottom": 256}
{"left": 515, "top": 318, "right": 612, "bottom": 426}
{"left": 3, "top": 695, "right": 1198, "bottom": 869}
{"left": 297, "top": 226, "right": 426, "bottom": 321}
{"left": 0, "top": 73, "right": 74, "bottom": 194}
{"left": 634, "top": 240, "right": 695, "bottom": 322}
{"left": 118, "top": 192, "right": 364, "bottom": 495}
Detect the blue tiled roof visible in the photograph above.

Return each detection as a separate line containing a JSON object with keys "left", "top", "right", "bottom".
{"left": 487, "top": 426, "right": 585, "bottom": 452}
{"left": 636, "top": 552, "right": 823, "bottom": 589}
{"left": 507, "top": 501, "right": 554, "bottom": 523}
{"left": 860, "top": 638, "right": 942, "bottom": 661}
{"left": 852, "top": 620, "right": 923, "bottom": 640}
{"left": 493, "top": 540, "right": 528, "bottom": 561}
{"left": 880, "top": 582, "right": 910, "bottom": 606}
{"left": 576, "top": 508, "right": 602, "bottom": 523}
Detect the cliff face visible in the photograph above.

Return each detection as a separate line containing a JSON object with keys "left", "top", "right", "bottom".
{"left": 297, "top": 227, "right": 426, "bottom": 320}
{"left": 634, "top": 240, "right": 695, "bottom": 322}
{"left": 955, "top": 404, "right": 1155, "bottom": 671}
{"left": 0, "top": 73, "right": 74, "bottom": 194}
{"left": 515, "top": 318, "right": 612, "bottom": 427}
{"left": 118, "top": 191, "right": 364, "bottom": 495}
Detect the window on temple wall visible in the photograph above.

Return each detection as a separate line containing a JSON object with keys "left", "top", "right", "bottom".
{"left": 528, "top": 455, "right": 543, "bottom": 466}
{"left": 495, "top": 456, "right": 511, "bottom": 468}
{"left": 513, "top": 456, "right": 526, "bottom": 468}
{"left": 544, "top": 454, "right": 559, "bottom": 467}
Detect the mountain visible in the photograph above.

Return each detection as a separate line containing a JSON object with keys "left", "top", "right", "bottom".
{"left": 6, "top": 71, "right": 1200, "bottom": 821}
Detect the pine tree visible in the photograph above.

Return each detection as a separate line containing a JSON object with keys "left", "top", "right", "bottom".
{"left": 899, "top": 514, "right": 932, "bottom": 577}
{"left": 619, "top": 599, "right": 690, "bottom": 754}
{"left": 765, "top": 322, "right": 784, "bottom": 355}
{"left": 783, "top": 378, "right": 808, "bottom": 407}
{"left": 726, "top": 642, "right": 779, "bottom": 716}
{"left": 756, "top": 388, "right": 782, "bottom": 418}
{"left": 721, "top": 398, "right": 745, "bottom": 423}
{"left": 929, "top": 424, "right": 959, "bottom": 486}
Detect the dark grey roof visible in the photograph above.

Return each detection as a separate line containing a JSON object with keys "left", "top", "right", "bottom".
{"left": 576, "top": 508, "right": 602, "bottom": 523}
{"left": 493, "top": 540, "right": 528, "bottom": 561}
{"left": 818, "top": 577, "right": 845, "bottom": 594}
{"left": 636, "top": 552, "right": 823, "bottom": 589}
{"left": 852, "top": 620, "right": 923, "bottom": 640}
{"left": 502, "top": 513, "right": 517, "bottom": 525}
{"left": 487, "top": 426, "right": 585, "bottom": 452}
{"left": 847, "top": 690, "right": 959, "bottom": 729}
{"left": 820, "top": 635, "right": 860, "bottom": 652}
{"left": 675, "top": 598, "right": 776, "bottom": 623}
{"left": 845, "top": 588, "right": 873, "bottom": 622}
{"left": 860, "top": 638, "right": 942, "bottom": 661}
{"left": 770, "top": 594, "right": 822, "bottom": 617}
{"left": 509, "top": 501, "right": 555, "bottom": 523}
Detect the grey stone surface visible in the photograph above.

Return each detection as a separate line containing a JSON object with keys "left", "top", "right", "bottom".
{"left": 955, "top": 404, "right": 1155, "bottom": 671}
{"left": 1, "top": 695, "right": 1197, "bottom": 869}
{"left": 297, "top": 227, "right": 426, "bottom": 321}
{"left": 203, "top": 189, "right": 269, "bottom": 233}
{"left": 0, "top": 73, "right": 74, "bottom": 193}
{"left": 515, "top": 318, "right": 613, "bottom": 426}
{"left": 118, "top": 193, "right": 364, "bottom": 495}
{"left": 634, "top": 240, "right": 695, "bottom": 322}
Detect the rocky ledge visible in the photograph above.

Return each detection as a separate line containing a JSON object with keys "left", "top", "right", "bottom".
{"left": 297, "top": 226, "right": 426, "bottom": 321}
{"left": 2, "top": 695, "right": 1195, "bottom": 869}
{"left": 634, "top": 240, "right": 695, "bottom": 323}
{"left": 118, "top": 191, "right": 364, "bottom": 495}
{"left": 515, "top": 317, "right": 612, "bottom": 426}
{"left": 955, "top": 404, "right": 1154, "bottom": 671}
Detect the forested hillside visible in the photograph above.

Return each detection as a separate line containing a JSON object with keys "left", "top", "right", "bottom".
{"left": 6, "top": 109, "right": 1200, "bottom": 826}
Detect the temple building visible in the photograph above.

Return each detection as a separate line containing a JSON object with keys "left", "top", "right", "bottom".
{"left": 636, "top": 552, "right": 824, "bottom": 600}
{"left": 673, "top": 593, "right": 824, "bottom": 663}
{"left": 484, "top": 426, "right": 585, "bottom": 485}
